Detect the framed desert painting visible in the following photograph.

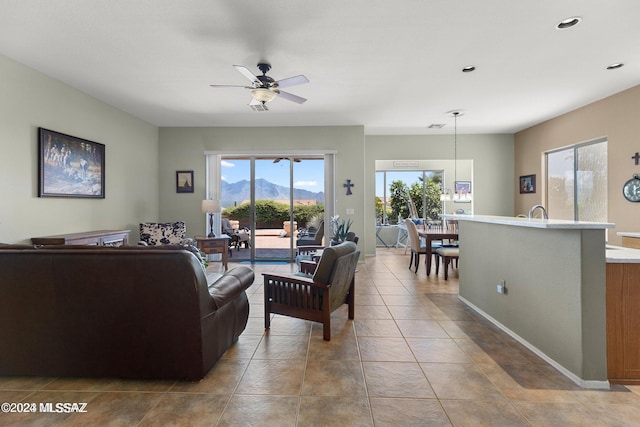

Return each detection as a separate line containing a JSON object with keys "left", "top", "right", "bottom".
{"left": 176, "top": 170, "right": 194, "bottom": 193}
{"left": 38, "top": 128, "right": 105, "bottom": 198}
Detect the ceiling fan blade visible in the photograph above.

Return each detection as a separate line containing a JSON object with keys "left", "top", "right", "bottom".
{"left": 273, "top": 157, "right": 301, "bottom": 163}
{"left": 233, "top": 65, "right": 260, "bottom": 85}
{"left": 209, "top": 84, "right": 253, "bottom": 89}
{"left": 275, "top": 75, "right": 309, "bottom": 89}
{"left": 274, "top": 89, "right": 307, "bottom": 104}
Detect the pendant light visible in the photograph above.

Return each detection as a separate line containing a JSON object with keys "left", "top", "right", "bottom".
{"left": 441, "top": 110, "right": 463, "bottom": 201}
{"left": 450, "top": 110, "right": 471, "bottom": 202}
{"left": 452, "top": 111, "right": 460, "bottom": 201}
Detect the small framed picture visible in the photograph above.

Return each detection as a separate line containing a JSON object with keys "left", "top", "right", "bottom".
{"left": 176, "top": 170, "right": 194, "bottom": 193}
{"left": 454, "top": 181, "right": 471, "bottom": 196}
{"left": 520, "top": 174, "right": 536, "bottom": 194}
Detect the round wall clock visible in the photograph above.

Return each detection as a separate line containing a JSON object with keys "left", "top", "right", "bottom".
{"left": 623, "top": 174, "right": 640, "bottom": 202}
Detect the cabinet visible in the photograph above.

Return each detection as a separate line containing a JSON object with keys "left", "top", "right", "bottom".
{"left": 621, "top": 236, "right": 640, "bottom": 250}
{"left": 606, "top": 262, "right": 640, "bottom": 384}
{"left": 195, "top": 235, "right": 230, "bottom": 271}
{"left": 31, "top": 230, "right": 130, "bottom": 247}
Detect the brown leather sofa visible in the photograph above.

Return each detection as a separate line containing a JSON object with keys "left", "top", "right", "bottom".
{"left": 0, "top": 244, "right": 254, "bottom": 381}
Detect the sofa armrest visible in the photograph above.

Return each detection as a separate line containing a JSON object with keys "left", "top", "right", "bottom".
{"left": 208, "top": 266, "right": 254, "bottom": 309}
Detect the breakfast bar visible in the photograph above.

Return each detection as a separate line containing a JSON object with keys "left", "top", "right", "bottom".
{"left": 444, "top": 214, "right": 615, "bottom": 388}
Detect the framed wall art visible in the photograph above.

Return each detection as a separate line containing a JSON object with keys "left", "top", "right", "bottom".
{"left": 520, "top": 174, "right": 536, "bottom": 194}
{"left": 38, "top": 128, "right": 105, "bottom": 198}
{"left": 176, "top": 170, "right": 194, "bottom": 193}
{"left": 454, "top": 181, "right": 471, "bottom": 196}
{"left": 453, "top": 181, "right": 472, "bottom": 203}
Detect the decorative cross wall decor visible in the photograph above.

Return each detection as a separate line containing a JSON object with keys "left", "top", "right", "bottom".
{"left": 344, "top": 179, "right": 354, "bottom": 195}
{"left": 632, "top": 152, "right": 640, "bottom": 165}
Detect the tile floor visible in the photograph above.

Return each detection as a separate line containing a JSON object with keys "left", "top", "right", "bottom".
{"left": 2, "top": 248, "right": 640, "bottom": 426}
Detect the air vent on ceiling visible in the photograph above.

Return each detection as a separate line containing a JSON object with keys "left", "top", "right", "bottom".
{"left": 250, "top": 103, "right": 269, "bottom": 112}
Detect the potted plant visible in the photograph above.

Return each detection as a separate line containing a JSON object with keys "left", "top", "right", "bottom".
{"left": 330, "top": 215, "right": 352, "bottom": 245}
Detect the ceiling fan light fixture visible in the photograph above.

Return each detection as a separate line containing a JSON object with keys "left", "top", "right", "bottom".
{"left": 556, "top": 16, "right": 581, "bottom": 30}
{"left": 251, "top": 88, "right": 277, "bottom": 103}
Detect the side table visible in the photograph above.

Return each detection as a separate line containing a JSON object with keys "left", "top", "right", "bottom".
{"left": 195, "top": 235, "right": 230, "bottom": 271}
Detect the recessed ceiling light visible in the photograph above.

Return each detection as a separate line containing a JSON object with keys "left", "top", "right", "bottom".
{"left": 462, "top": 66, "right": 476, "bottom": 73}
{"left": 606, "top": 63, "right": 624, "bottom": 70}
{"left": 428, "top": 124, "right": 445, "bottom": 129}
{"left": 556, "top": 16, "right": 581, "bottom": 30}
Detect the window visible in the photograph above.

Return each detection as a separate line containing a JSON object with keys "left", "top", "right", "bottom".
{"left": 375, "top": 170, "right": 443, "bottom": 224}
{"left": 546, "top": 138, "right": 607, "bottom": 222}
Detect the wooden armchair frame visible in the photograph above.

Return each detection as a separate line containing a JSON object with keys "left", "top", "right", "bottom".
{"left": 295, "top": 245, "right": 325, "bottom": 274}
{"left": 263, "top": 242, "right": 359, "bottom": 341}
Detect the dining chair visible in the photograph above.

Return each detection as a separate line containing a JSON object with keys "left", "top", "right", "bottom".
{"left": 405, "top": 220, "right": 440, "bottom": 274}
{"left": 435, "top": 246, "right": 459, "bottom": 280}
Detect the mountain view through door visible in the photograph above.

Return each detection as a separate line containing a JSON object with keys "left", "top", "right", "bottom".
{"left": 220, "top": 156, "right": 325, "bottom": 262}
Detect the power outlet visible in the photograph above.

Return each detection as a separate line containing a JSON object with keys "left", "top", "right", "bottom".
{"left": 497, "top": 280, "right": 507, "bottom": 295}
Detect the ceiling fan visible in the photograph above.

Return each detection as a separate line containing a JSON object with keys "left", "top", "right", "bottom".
{"left": 210, "top": 62, "right": 309, "bottom": 111}
{"left": 273, "top": 157, "right": 301, "bottom": 163}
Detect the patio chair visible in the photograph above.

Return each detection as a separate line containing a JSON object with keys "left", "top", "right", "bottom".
{"left": 263, "top": 241, "right": 359, "bottom": 341}
{"left": 345, "top": 231, "right": 359, "bottom": 245}
{"left": 296, "top": 220, "right": 324, "bottom": 246}
{"left": 221, "top": 218, "right": 251, "bottom": 249}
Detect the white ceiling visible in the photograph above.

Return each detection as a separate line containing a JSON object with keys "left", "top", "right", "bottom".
{"left": 1, "top": 0, "right": 639, "bottom": 135}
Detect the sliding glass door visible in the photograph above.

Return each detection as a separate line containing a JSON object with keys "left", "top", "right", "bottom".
{"left": 219, "top": 155, "right": 324, "bottom": 262}
{"left": 375, "top": 169, "right": 444, "bottom": 224}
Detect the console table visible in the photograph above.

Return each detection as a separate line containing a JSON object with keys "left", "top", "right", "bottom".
{"left": 32, "top": 229, "right": 130, "bottom": 247}
{"left": 195, "top": 235, "right": 230, "bottom": 271}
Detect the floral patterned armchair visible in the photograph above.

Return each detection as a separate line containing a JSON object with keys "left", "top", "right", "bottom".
{"left": 138, "top": 221, "right": 194, "bottom": 246}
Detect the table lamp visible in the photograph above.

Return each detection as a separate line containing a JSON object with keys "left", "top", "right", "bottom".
{"left": 201, "top": 199, "right": 220, "bottom": 238}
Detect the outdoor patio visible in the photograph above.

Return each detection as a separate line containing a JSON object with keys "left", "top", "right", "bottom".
{"left": 226, "top": 228, "right": 302, "bottom": 262}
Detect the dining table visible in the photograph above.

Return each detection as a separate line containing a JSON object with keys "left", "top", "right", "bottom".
{"left": 418, "top": 228, "right": 459, "bottom": 275}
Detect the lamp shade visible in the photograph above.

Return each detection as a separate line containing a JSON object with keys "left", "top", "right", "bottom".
{"left": 201, "top": 199, "right": 220, "bottom": 214}
{"left": 251, "top": 88, "right": 277, "bottom": 103}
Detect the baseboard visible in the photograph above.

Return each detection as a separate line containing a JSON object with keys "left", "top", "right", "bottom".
{"left": 458, "top": 295, "right": 610, "bottom": 390}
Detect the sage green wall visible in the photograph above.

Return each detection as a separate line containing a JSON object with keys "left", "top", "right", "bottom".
{"left": 158, "top": 126, "right": 365, "bottom": 245}
{"left": 458, "top": 221, "right": 607, "bottom": 384}
{"left": 364, "top": 134, "right": 515, "bottom": 255}
{"left": 0, "top": 54, "right": 159, "bottom": 244}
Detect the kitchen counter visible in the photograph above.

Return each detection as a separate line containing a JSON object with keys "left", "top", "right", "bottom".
{"left": 606, "top": 245, "right": 640, "bottom": 263}
{"left": 442, "top": 214, "right": 614, "bottom": 230}
{"left": 617, "top": 231, "right": 640, "bottom": 238}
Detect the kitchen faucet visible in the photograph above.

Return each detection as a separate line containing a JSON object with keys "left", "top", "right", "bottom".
{"left": 528, "top": 204, "right": 548, "bottom": 219}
